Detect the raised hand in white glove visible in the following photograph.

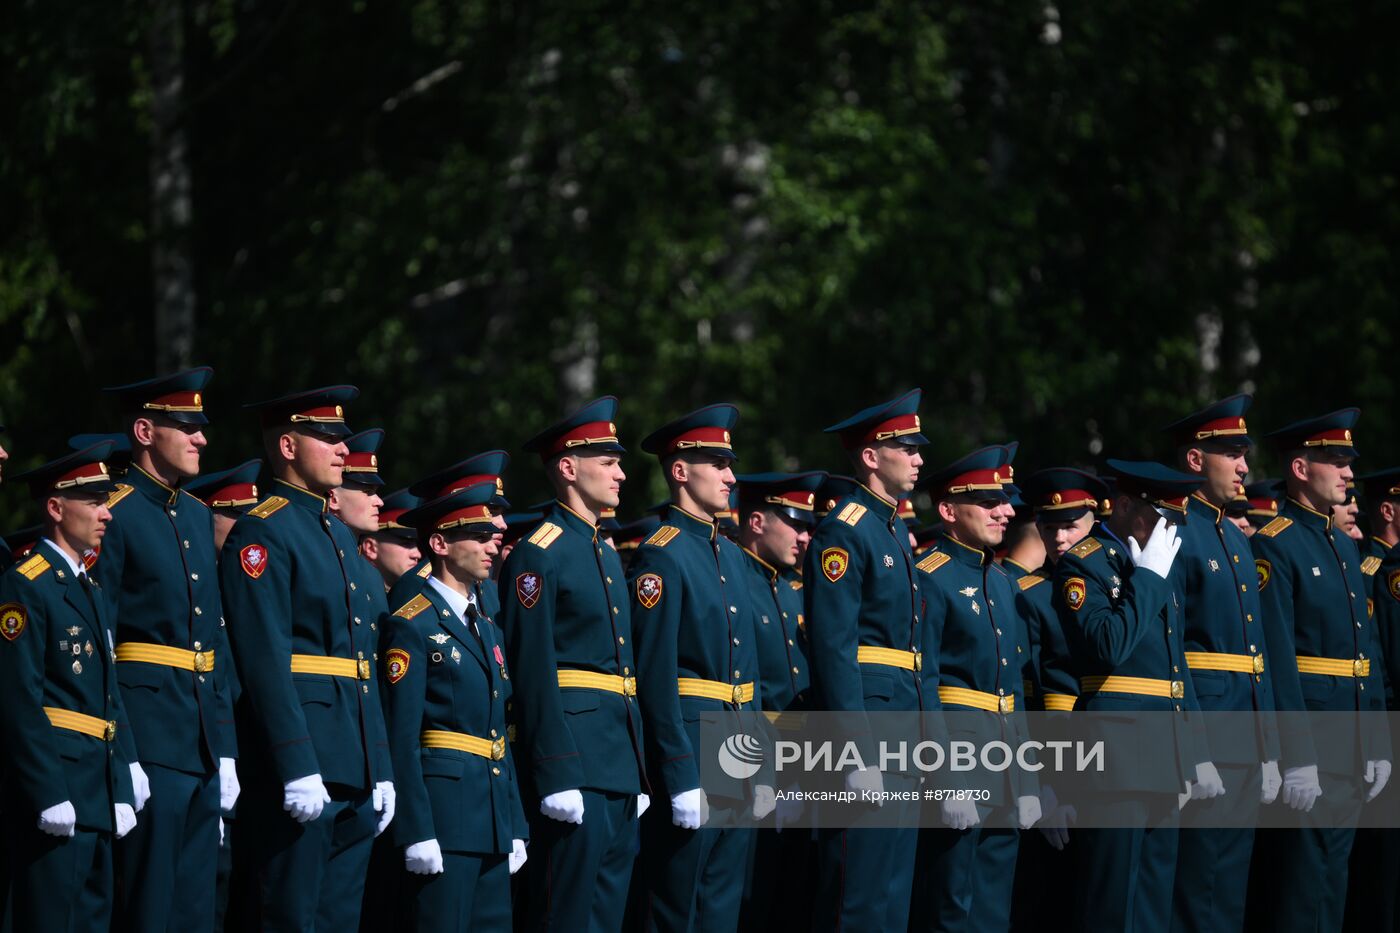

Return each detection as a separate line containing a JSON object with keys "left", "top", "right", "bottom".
{"left": 219, "top": 758, "right": 240, "bottom": 814}
{"left": 540, "top": 789, "right": 585, "bottom": 825}
{"left": 752, "top": 785, "right": 777, "bottom": 820}
{"left": 509, "top": 838, "right": 528, "bottom": 875}
{"left": 636, "top": 794, "right": 650, "bottom": 819}
{"left": 845, "top": 766, "right": 884, "bottom": 805}
{"left": 1281, "top": 764, "right": 1322, "bottom": 812}
{"left": 941, "top": 797, "right": 980, "bottom": 831}
{"left": 1128, "top": 518, "right": 1181, "bottom": 580}
{"left": 1037, "top": 786, "right": 1076, "bottom": 850}
{"left": 1017, "top": 795, "right": 1042, "bottom": 830}
{"left": 38, "top": 801, "right": 76, "bottom": 838}
{"left": 670, "top": 788, "right": 709, "bottom": 830}
{"left": 114, "top": 803, "right": 137, "bottom": 839}
{"left": 374, "top": 781, "right": 396, "bottom": 836}
{"left": 130, "top": 762, "right": 152, "bottom": 813}
{"left": 1365, "top": 760, "right": 1392, "bottom": 802}
{"left": 283, "top": 773, "right": 331, "bottom": 823}
{"left": 1191, "top": 762, "right": 1226, "bottom": 800}
{"left": 1260, "top": 761, "right": 1282, "bottom": 804}
{"left": 404, "top": 839, "right": 444, "bottom": 875}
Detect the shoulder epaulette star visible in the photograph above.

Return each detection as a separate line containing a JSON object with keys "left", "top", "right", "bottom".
{"left": 789, "top": 579, "right": 803, "bottom": 591}
{"left": 105, "top": 483, "right": 135, "bottom": 509}
{"left": 1068, "top": 538, "right": 1102, "bottom": 558}
{"left": 836, "top": 503, "right": 867, "bottom": 527}
{"left": 916, "top": 551, "right": 950, "bottom": 573}
{"left": 527, "top": 522, "right": 563, "bottom": 549}
{"left": 393, "top": 594, "right": 432, "bottom": 620}
{"left": 247, "top": 496, "right": 289, "bottom": 520}
{"left": 1361, "top": 556, "right": 1383, "bottom": 576}
{"left": 416, "top": 563, "right": 431, "bottom": 579}
{"left": 15, "top": 553, "right": 50, "bottom": 581}
{"left": 1019, "top": 574, "right": 1047, "bottom": 591}
{"left": 644, "top": 526, "right": 680, "bottom": 548}
{"left": 1257, "top": 517, "right": 1293, "bottom": 538}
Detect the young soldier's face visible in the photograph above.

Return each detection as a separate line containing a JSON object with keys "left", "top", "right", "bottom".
{"left": 288, "top": 428, "right": 349, "bottom": 492}
{"left": 572, "top": 452, "right": 625, "bottom": 510}
{"left": 1297, "top": 452, "right": 1353, "bottom": 508}
{"left": 1038, "top": 512, "right": 1095, "bottom": 560}
{"left": 331, "top": 482, "right": 383, "bottom": 535}
{"left": 1195, "top": 447, "right": 1249, "bottom": 505}
{"left": 680, "top": 455, "right": 735, "bottom": 515}
{"left": 51, "top": 492, "right": 112, "bottom": 551}
{"left": 944, "top": 497, "right": 1014, "bottom": 548}
{"left": 365, "top": 536, "right": 421, "bottom": 583}
{"left": 870, "top": 442, "right": 923, "bottom": 496}
{"left": 749, "top": 510, "right": 811, "bottom": 570}
{"left": 142, "top": 417, "right": 207, "bottom": 480}
{"left": 438, "top": 528, "right": 499, "bottom": 583}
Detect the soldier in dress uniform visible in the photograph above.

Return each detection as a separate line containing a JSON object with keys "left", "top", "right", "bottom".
{"left": 0, "top": 440, "right": 139, "bottom": 932}
{"left": 360, "top": 489, "right": 422, "bottom": 591}
{"left": 382, "top": 482, "right": 529, "bottom": 932}
{"left": 217, "top": 386, "right": 381, "bottom": 931}
{"left": 1242, "top": 480, "right": 1282, "bottom": 535}
{"left": 495, "top": 396, "right": 649, "bottom": 932}
{"left": 1247, "top": 410, "right": 1391, "bottom": 932}
{"left": 92, "top": 368, "right": 239, "bottom": 933}
{"left": 1055, "top": 459, "right": 1224, "bottom": 933}
{"left": 1162, "top": 396, "right": 1281, "bottom": 933}
{"left": 613, "top": 515, "right": 660, "bottom": 571}
{"left": 1223, "top": 487, "right": 1254, "bottom": 536}
{"left": 185, "top": 459, "right": 262, "bottom": 552}
{"left": 804, "top": 390, "right": 927, "bottom": 932}
{"left": 496, "top": 509, "right": 544, "bottom": 567}
{"left": 629, "top": 404, "right": 775, "bottom": 933}
{"left": 912, "top": 443, "right": 1041, "bottom": 931}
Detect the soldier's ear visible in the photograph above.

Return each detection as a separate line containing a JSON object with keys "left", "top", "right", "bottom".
{"left": 429, "top": 532, "right": 450, "bottom": 557}
{"left": 359, "top": 536, "right": 378, "bottom": 561}
{"left": 856, "top": 445, "right": 881, "bottom": 473}
{"left": 555, "top": 454, "right": 578, "bottom": 484}
{"left": 44, "top": 494, "right": 64, "bottom": 525}
{"left": 668, "top": 456, "right": 689, "bottom": 485}
{"left": 1287, "top": 453, "right": 1311, "bottom": 484}
{"left": 130, "top": 415, "right": 158, "bottom": 449}
{"left": 936, "top": 499, "right": 959, "bottom": 525}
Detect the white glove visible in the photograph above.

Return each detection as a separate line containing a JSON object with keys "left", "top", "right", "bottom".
{"left": 636, "top": 793, "right": 650, "bottom": 820}
{"left": 374, "top": 781, "right": 396, "bottom": 836}
{"left": 752, "top": 784, "right": 776, "bottom": 820}
{"left": 940, "top": 797, "right": 980, "bottom": 831}
{"left": 219, "top": 817, "right": 225, "bottom": 847}
{"left": 1281, "top": 764, "right": 1322, "bottom": 812}
{"left": 38, "top": 801, "right": 77, "bottom": 838}
{"left": 509, "top": 838, "right": 528, "bottom": 875}
{"left": 1260, "top": 761, "right": 1282, "bottom": 804}
{"left": 1128, "top": 518, "right": 1181, "bottom": 580}
{"left": 130, "top": 762, "right": 152, "bottom": 813}
{"left": 540, "top": 789, "right": 585, "bottom": 825}
{"left": 1017, "top": 794, "right": 1042, "bottom": 830}
{"left": 845, "top": 766, "right": 884, "bottom": 805}
{"left": 1037, "top": 786, "right": 1075, "bottom": 850}
{"left": 670, "top": 788, "right": 709, "bottom": 830}
{"left": 114, "top": 802, "right": 137, "bottom": 839}
{"left": 283, "top": 773, "right": 331, "bottom": 823}
{"left": 404, "top": 839, "right": 444, "bottom": 875}
{"left": 1191, "top": 762, "right": 1226, "bottom": 800}
{"left": 1365, "top": 760, "right": 1392, "bottom": 802}
{"left": 219, "top": 758, "right": 240, "bottom": 814}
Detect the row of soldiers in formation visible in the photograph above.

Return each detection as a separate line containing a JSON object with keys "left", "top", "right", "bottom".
{"left": 0, "top": 372, "right": 1396, "bottom": 933}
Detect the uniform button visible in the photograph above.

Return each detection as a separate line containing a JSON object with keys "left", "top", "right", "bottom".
{"left": 730, "top": 605, "right": 738, "bottom": 614}
{"left": 996, "top": 628, "right": 1002, "bottom": 636}
{"left": 1239, "top": 584, "right": 1246, "bottom": 592}
{"left": 613, "top": 607, "right": 619, "bottom": 615}
{"left": 1250, "top": 644, "right": 1256, "bottom": 652}
{"left": 371, "top": 623, "right": 376, "bottom": 631}
{"left": 1357, "top": 622, "right": 1363, "bottom": 629}
{"left": 1361, "top": 683, "right": 1367, "bottom": 691}
{"left": 443, "top": 610, "right": 451, "bottom": 618}
{"left": 623, "top": 667, "right": 630, "bottom": 675}
{"left": 787, "top": 639, "right": 794, "bottom": 647}
{"left": 339, "top": 549, "right": 345, "bottom": 558}
{"left": 1350, "top": 592, "right": 1356, "bottom": 598}
{"left": 732, "top": 638, "right": 740, "bottom": 646}
{"left": 191, "top": 573, "right": 199, "bottom": 581}
{"left": 1167, "top": 628, "right": 1173, "bottom": 635}
{"left": 194, "top": 641, "right": 203, "bottom": 650}
{"left": 618, "top": 637, "right": 625, "bottom": 645}
{"left": 195, "top": 607, "right": 203, "bottom": 616}
{"left": 1016, "top": 646, "right": 1023, "bottom": 654}
{"left": 598, "top": 548, "right": 603, "bottom": 555}
{"left": 350, "top": 582, "right": 357, "bottom": 591}
{"left": 989, "top": 600, "right": 995, "bottom": 607}
{"left": 183, "top": 540, "right": 190, "bottom": 549}
{"left": 198, "top": 675, "right": 206, "bottom": 683}
{"left": 1173, "top": 666, "right": 1179, "bottom": 673}
{"left": 490, "top": 729, "right": 498, "bottom": 737}
{"left": 493, "top": 690, "right": 499, "bottom": 698}
{"left": 606, "top": 577, "right": 613, "bottom": 584}
{"left": 362, "top": 685, "right": 369, "bottom": 694}
{"left": 1001, "top": 658, "right": 1008, "bottom": 666}
{"left": 492, "top": 767, "right": 501, "bottom": 775}
{"left": 355, "top": 616, "right": 361, "bottom": 623}
{"left": 1233, "top": 555, "right": 1240, "bottom": 563}
{"left": 792, "top": 667, "right": 800, "bottom": 674}
{"left": 913, "top": 584, "right": 919, "bottom": 592}
{"left": 1175, "top": 704, "right": 1182, "bottom": 712}
{"left": 1246, "top": 614, "right": 1254, "bottom": 622}
{"left": 734, "top": 670, "right": 741, "bottom": 678}
{"left": 720, "top": 576, "right": 726, "bottom": 583}
{"left": 782, "top": 612, "right": 788, "bottom": 619}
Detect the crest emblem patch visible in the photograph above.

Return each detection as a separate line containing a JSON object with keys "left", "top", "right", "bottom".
{"left": 1256, "top": 559, "right": 1272, "bottom": 592}
{"left": 240, "top": 544, "right": 268, "bottom": 579}
{"left": 386, "top": 648, "right": 410, "bottom": 684}
{"left": 1389, "top": 569, "right": 1400, "bottom": 602}
{"left": 515, "top": 572, "right": 542, "bottom": 609}
{"left": 822, "top": 547, "right": 850, "bottom": 583}
{"left": 0, "top": 603, "right": 27, "bottom": 641}
{"left": 636, "top": 573, "right": 664, "bottom": 609}
{"left": 1063, "top": 577, "right": 1087, "bottom": 612}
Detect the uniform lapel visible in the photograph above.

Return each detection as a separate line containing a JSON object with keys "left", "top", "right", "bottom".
{"left": 424, "top": 584, "right": 487, "bottom": 671}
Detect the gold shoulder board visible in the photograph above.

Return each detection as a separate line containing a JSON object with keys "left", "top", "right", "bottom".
{"left": 247, "top": 496, "right": 290, "bottom": 520}
{"left": 1019, "top": 574, "right": 1047, "bottom": 591}
{"left": 105, "top": 484, "right": 135, "bottom": 509}
{"left": 916, "top": 551, "right": 950, "bottom": 573}
{"left": 16, "top": 554, "right": 51, "bottom": 581}
{"left": 1361, "top": 556, "right": 1382, "bottom": 576}
{"left": 416, "top": 563, "right": 432, "bottom": 579}
{"left": 836, "top": 503, "right": 867, "bottom": 527}
{"left": 1068, "top": 538, "right": 1102, "bottom": 558}
{"left": 527, "top": 522, "right": 563, "bottom": 549}
{"left": 1257, "top": 517, "right": 1293, "bottom": 538}
{"left": 644, "top": 526, "right": 680, "bottom": 548}
{"left": 393, "top": 594, "right": 432, "bottom": 620}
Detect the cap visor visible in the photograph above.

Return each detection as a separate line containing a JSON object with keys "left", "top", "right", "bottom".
{"left": 164, "top": 411, "right": 210, "bottom": 426}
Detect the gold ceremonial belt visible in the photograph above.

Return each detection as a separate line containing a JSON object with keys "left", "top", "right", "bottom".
{"left": 1296, "top": 656, "right": 1371, "bottom": 678}
{"left": 44, "top": 706, "right": 116, "bottom": 742}
{"left": 938, "top": 685, "right": 1014, "bottom": 713}
{"left": 557, "top": 669, "right": 637, "bottom": 697}
{"left": 1080, "top": 675, "right": 1184, "bottom": 700}
{"left": 421, "top": 729, "right": 506, "bottom": 761}
{"left": 1043, "top": 693, "right": 1077, "bottom": 712}
{"left": 857, "top": 645, "right": 922, "bottom": 672}
{"left": 116, "top": 643, "right": 214, "bottom": 673}
{"left": 291, "top": 654, "right": 372, "bottom": 680}
{"left": 677, "top": 678, "right": 754, "bottom": 705}
{"left": 1185, "top": 651, "right": 1264, "bottom": 675}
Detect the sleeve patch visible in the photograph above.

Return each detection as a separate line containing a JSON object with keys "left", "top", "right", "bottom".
{"left": 16, "top": 554, "right": 50, "bottom": 580}
{"left": 515, "top": 572, "right": 542, "bottom": 608}
{"left": 1068, "top": 538, "right": 1102, "bottom": 558}
{"left": 1257, "top": 517, "right": 1293, "bottom": 538}
{"left": 915, "top": 551, "right": 950, "bottom": 573}
{"left": 0, "top": 603, "right": 27, "bottom": 641}
{"left": 526, "top": 522, "right": 563, "bottom": 549}
{"left": 105, "top": 484, "right": 134, "bottom": 509}
{"left": 239, "top": 544, "right": 268, "bottom": 579}
{"left": 1388, "top": 569, "right": 1400, "bottom": 603}
{"left": 393, "top": 594, "right": 433, "bottom": 620}
{"left": 636, "top": 573, "right": 664, "bottom": 609}
{"left": 1255, "top": 559, "right": 1272, "bottom": 591}
{"left": 836, "top": 503, "right": 867, "bottom": 526}
{"left": 1062, "top": 577, "right": 1087, "bottom": 611}
{"left": 821, "top": 547, "right": 850, "bottom": 582}
{"left": 644, "top": 526, "right": 680, "bottom": 548}
{"left": 1018, "top": 574, "right": 1047, "bottom": 591}
{"left": 385, "top": 648, "right": 411, "bottom": 684}
{"left": 247, "top": 496, "right": 290, "bottom": 520}
{"left": 1361, "top": 556, "right": 1382, "bottom": 576}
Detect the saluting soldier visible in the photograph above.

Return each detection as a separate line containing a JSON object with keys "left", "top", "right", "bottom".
{"left": 0, "top": 440, "right": 139, "bottom": 932}
{"left": 495, "top": 397, "right": 649, "bottom": 932}
{"left": 629, "top": 404, "right": 774, "bottom": 933}
{"left": 185, "top": 459, "right": 263, "bottom": 553}
{"left": 1162, "top": 396, "right": 1281, "bottom": 933}
{"left": 381, "top": 482, "right": 529, "bottom": 931}
{"left": 217, "top": 387, "right": 381, "bottom": 931}
{"left": 912, "top": 444, "right": 1041, "bottom": 932}
{"left": 1248, "top": 411, "right": 1390, "bottom": 932}
{"left": 92, "top": 368, "right": 239, "bottom": 933}
{"left": 804, "top": 390, "right": 927, "bottom": 932}
{"left": 360, "top": 488, "right": 423, "bottom": 591}
{"left": 1055, "top": 460, "right": 1223, "bottom": 933}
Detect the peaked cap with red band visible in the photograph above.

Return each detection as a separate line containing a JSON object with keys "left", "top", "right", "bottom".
{"left": 735, "top": 471, "right": 828, "bottom": 526}
{"left": 641, "top": 403, "right": 740, "bottom": 462}
{"left": 185, "top": 459, "right": 263, "bottom": 512}
{"left": 1161, "top": 393, "right": 1254, "bottom": 449}
{"left": 1103, "top": 459, "right": 1203, "bottom": 513}
{"left": 918, "top": 443, "right": 1017, "bottom": 502}
{"left": 103, "top": 366, "right": 213, "bottom": 426}
{"left": 522, "top": 396, "right": 626, "bottom": 459}
{"left": 244, "top": 385, "right": 358, "bottom": 438}
{"left": 1020, "top": 467, "right": 1110, "bottom": 521}
{"left": 399, "top": 480, "right": 501, "bottom": 533}
{"left": 824, "top": 389, "right": 927, "bottom": 450}
{"left": 17, "top": 440, "right": 119, "bottom": 497}
{"left": 373, "top": 488, "right": 422, "bottom": 541}
{"left": 409, "top": 450, "right": 509, "bottom": 506}
{"left": 1265, "top": 408, "right": 1360, "bottom": 459}
{"left": 342, "top": 428, "right": 386, "bottom": 487}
